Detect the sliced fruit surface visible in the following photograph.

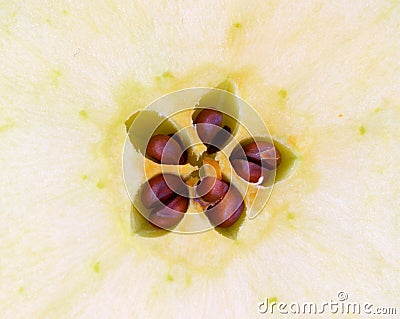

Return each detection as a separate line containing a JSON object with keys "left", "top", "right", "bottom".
{"left": 0, "top": 1, "right": 400, "bottom": 318}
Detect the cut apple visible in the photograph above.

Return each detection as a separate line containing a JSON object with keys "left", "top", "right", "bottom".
{"left": 1, "top": 1, "right": 399, "bottom": 318}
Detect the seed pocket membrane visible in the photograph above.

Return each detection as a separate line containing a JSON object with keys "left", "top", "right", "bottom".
{"left": 123, "top": 79, "right": 298, "bottom": 237}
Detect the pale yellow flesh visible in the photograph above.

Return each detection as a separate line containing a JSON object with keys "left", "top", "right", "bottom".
{"left": 1, "top": 1, "right": 400, "bottom": 318}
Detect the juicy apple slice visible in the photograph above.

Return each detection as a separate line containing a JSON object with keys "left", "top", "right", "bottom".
{"left": 0, "top": 1, "right": 399, "bottom": 318}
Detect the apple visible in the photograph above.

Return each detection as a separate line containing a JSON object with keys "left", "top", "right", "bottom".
{"left": 0, "top": 1, "right": 399, "bottom": 318}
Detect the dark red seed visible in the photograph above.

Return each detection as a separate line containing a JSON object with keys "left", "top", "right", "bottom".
{"left": 195, "top": 108, "right": 223, "bottom": 126}
{"left": 231, "top": 159, "right": 268, "bottom": 183}
{"left": 243, "top": 141, "right": 282, "bottom": 169}
{"left": 194, "top": 109, "right": 223, "bottom": 145}
{"left": 149, "top": 196, "right": 189, "bottom": 229}
{"left": 206, "top": 125, "right": 231, "bottom": 154}
{"left": 196, "top": 177, "right": 229, "bottom": 203}
{"left": 205, "top": 185, "right": 244, "bottom": 227}
{"left": 141, "top": 174, "right": 184, "bottom": 209}
{"left": 146, "top": 134, "right": 184, "bottom": 165}
{"left": 218, "top": 200, "right": 245, "bottom": 228}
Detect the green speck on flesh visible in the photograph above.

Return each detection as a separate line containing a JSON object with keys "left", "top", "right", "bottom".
{"left": 278, "top": 89, "right": 287, "bottom": 99}
{"left": 162, "top": 71, "right": 174, "bottom": 78}
{"left": 269, "top": 296, "right": 278, "bottom": 303}
{"left": 359, "top": 126, "right": 366, "bottom": 135}
{"left": 93, "top": 262, "right": 100, "bottom": 273}
{"left": 287, "top": 212, "right": 295, "bottom": 220}
{"left": 96, "top": 181, "right": 104, "bottom": 189}
{"left": 166, "top": 273, "right": 174, "bottom": 282}
{"left": 79, "top": 110, "right": 88, "bottom": 118}
{"left": 52, "top": 69, "right": 62, "bottom": 78}
{"left": 186, "top": 274, "right": 192, "bottom": 287}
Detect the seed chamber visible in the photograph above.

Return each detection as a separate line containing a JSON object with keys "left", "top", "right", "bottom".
{"left": 123, "top": 79, "right": 298, "bottom": 238}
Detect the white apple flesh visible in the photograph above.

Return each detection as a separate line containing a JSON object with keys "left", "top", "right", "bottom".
{"left": 0, "top": 1, "right": 399, "bottom": 318}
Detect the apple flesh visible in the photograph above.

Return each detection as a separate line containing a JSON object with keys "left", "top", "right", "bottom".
{"left": 0, "top": 1, "right": 399, "bottom": 318}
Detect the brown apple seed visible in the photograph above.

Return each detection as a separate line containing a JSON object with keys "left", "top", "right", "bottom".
{"left": 205, "top": 184, "right": 245, "bottom": 227}
{"left": 146, "top": 134, "right": 184, "bottom": 165}
{"left": 149, "top": 195, "right": 189, "bottom": 229}
{"left": 196, "top": 176, "right": 229, "bottom": 203}
{"left": 243, "top": 141, "right": 281, "bottom": 170}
